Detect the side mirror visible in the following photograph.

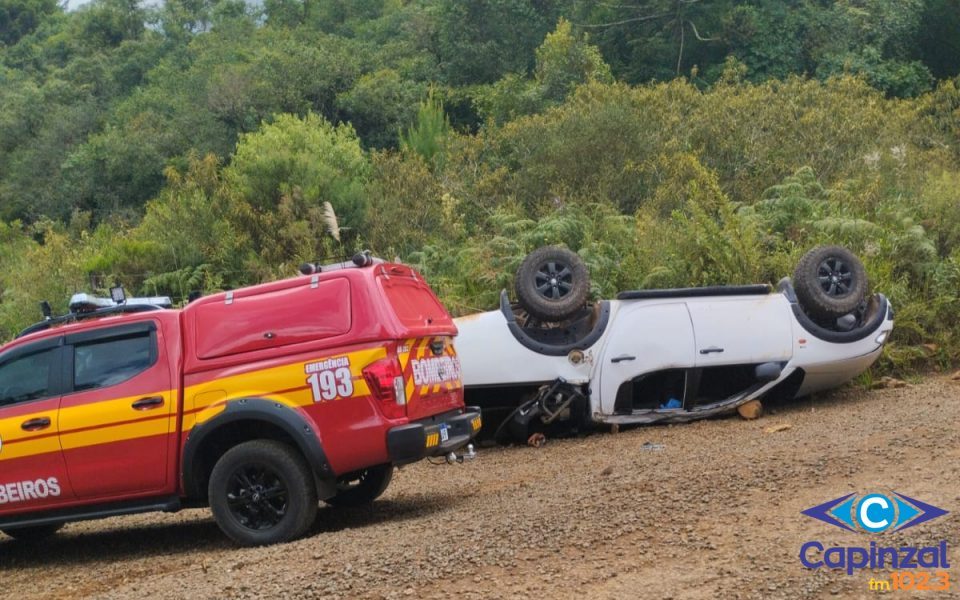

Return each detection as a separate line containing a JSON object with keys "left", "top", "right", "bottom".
{"left": 755, "top": 362, "right": 783, "bottom": 382}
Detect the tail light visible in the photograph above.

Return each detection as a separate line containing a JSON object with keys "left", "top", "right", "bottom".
{"left": 363, "top": 356, "right": 407, "bottom": 419}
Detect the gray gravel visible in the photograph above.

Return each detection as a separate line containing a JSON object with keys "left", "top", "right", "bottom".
{"left": 2, "top": 377, "right": 958, "bottom": 599}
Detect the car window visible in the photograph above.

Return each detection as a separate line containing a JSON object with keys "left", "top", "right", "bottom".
{"left": 0, "top": 349, "right": 57, "bottom": 407}
{"left": 74, "top": 333, "right": 155, "bottom": 392}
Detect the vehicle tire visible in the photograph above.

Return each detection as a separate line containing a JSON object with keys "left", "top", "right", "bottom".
{"left": 208, "top": 440, "right": 318, "bottom": 547}
{"left": 793, "top": 246, "right": 867, "bottom": 321}
{"left": 324, "top": 465, "right": 393, "bottom": 508}
{"left": 1, "top": 523, "right": 63, "bottom": 541}
{"left": 515, "top": 246, "right": 590, "bottom": 322}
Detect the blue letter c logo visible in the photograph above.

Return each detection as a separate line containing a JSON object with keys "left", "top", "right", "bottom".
{"left": 857, "top": 494, "right": 895, "bottom": 532}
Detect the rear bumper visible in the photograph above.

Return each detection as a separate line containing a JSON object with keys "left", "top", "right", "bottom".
{"left": 387, "top": 407, "right": 482, "bottom": 465}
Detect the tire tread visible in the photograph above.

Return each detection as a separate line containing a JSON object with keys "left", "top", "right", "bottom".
{"left": 208, "top": 439, "right": 317, "bottom": 546}
{"left": 515, "top": 246, "right": 590, "bottom": 322}
{"left": 793, "top": 246, "right": 867, "bottom": 321}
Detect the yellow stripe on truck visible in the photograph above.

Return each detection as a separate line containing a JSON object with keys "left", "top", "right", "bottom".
{"left": 59, "top": 391, "right": 175, "bottom": 430}
{"left": 0, "top": 432, "right": 61, "bottom": 461}
{"left": 0, "top": 408, "right": 61, "bottom": 459}
{"left": 404, "top": 339, "right": 426, "bottom": 402}
{"left": 61, "top": 414, "right": 178, "bottom": 450}
{"left": 185, "top": 345, "right": 386, "bottom": 429}
{"left": 55, "top": 390, "right": 177, "bottom": 452}
{"left": 0, "top": 345, "right": 393, "bottom": 463}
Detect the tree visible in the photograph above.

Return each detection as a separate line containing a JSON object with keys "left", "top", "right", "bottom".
{"left": 0, "top": 0, "right": 60, "bottom": 46}
{"left": 400, "top": 89, "right": 450, "bottom": 166}
{"left": 475, "top": 18, "right": 613, "bottom": 122}
{"left": 228, "top": 112, "right": 368, "bottom": 211}
{"left": 264, "top": 0, "right": 305, "bottom": 28}
{"left": 813, "top": 0, "right": 933, "bottom": 96}
{"left": 919, "top": 0, "right": 960, "bottom": 79}
{"left": 535, "top": 18, "right": 612, "bottom": 101}
{"left": 435, "top": 0, "right": 560, "bottom": 85}
{"left": 74, "top": 0, "right": 147, "bottom": 48}
{"left": 721, "top": 1, "right": 816, "bottom": 81}
{"left": 225, "top": 113, "right": 369, "bottom": 263}
{"left": 336, "top": 69, "right": 425, "bottom": 149}
{"left": 159, "top": 0, "right": 218, "bottom": 43}
{"left": 303, "top": 0, "right": 385, "bottom": 34}
{"left": 569, "top": 0, "right": 724, "bottom": 82}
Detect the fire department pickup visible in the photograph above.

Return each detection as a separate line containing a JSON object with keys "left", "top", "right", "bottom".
{"left": 0, "top": 255, "right": 479, "bottom": 546}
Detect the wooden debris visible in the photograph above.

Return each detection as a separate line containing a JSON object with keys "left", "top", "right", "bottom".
{"left": 737, "top": 400, "right": 764, "bottom": 420}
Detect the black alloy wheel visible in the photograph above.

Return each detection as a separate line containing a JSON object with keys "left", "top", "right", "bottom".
{"left": 534, "top": 261, "right": 574, "bottom": 300}
{"left": 817, "top": 256, "right": 854, "bottom": 297}
{"left": 208, "top": 440, "right": 317, "bottom": 546}
{"left": 225, "top": 464, "right": 289, "bottom": 531}
{"left": 793, "top": 245, "right": 868, "bottom": 321}
{"left": 515, "top": 246, "right": 590, "bottom": 322}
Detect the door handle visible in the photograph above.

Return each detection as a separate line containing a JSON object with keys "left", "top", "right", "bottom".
{"left": 699, "top": 347, "right": 725, "bottom": 355}
{"left": 611, "top": 355, "right": 636, "bottom": 363}
{"left": 21, "top": 417, "right": 51, "bottom": 431}
{"left": 132, "top": 396, "right": 165, "bottom": 411}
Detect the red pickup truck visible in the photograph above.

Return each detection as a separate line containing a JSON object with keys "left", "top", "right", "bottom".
{"left": 0, "top": 257, "right": 480, "bottom": 546}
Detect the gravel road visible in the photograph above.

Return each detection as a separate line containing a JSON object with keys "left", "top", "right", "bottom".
{"left": 2, "top": 377, "right": 958, "bottom": 599}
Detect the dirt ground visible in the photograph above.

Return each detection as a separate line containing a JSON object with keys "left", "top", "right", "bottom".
{"left": 1, "top": 377, "right": 958, "bottom": 600}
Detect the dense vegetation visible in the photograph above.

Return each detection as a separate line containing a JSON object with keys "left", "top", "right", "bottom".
{"left": 1, "top": 0, "right": 959, "bottom": 375}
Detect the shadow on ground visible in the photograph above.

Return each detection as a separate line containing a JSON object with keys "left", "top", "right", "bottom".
{"left": 312, "top": 490, "right": 466, "bottom": 534}
{"left": 0, "top": 491, "right": 466, "bottom": 568}
{"left": 0, "top": 516, "right": 226, "bottom": 568}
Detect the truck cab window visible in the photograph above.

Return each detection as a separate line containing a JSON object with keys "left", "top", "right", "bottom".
{"left": 74, "top": 333, "right": 155, "bottom": 391}
{"left": 0, "top": 349, "right": 56, "bottom": 407}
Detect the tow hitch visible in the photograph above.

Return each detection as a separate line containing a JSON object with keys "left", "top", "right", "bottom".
{"left": 445, "top": 443, "right": 477, "bottom": 464}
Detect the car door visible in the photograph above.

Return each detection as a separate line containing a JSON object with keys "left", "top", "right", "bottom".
{"left": 0, "top": 337, "right": 72, "bottom": 515}
{"left": 686, "top": 295, "right": 793, "bottom": 367}
{"left": 597, "top": 301, "right": 696, "bottom": 415}
{"left": 58, "top": 321, "right": 175, "bottom": 499}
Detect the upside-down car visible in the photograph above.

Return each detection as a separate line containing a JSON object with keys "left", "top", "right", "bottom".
{"left": 455, "top": 246, "right": 893, "bottom": 442}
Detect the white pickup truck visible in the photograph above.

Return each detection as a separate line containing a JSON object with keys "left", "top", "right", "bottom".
{"left": 455, "top": 246, "right": 893, "bottom": 441}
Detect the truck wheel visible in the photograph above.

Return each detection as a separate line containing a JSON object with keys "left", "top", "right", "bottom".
{"left": 208, "top": 440, "right": 317, "bottom": 546}
{"left": 1, "top": 523, "right": 63, "bottom": 541}
{"left": 515, "top": 246, "right": 590, "bottom": 322}
{"left": 324, "top": 465, "right": 393, "bottom": 508}
{"left": 793, "top": 246, "right": 867, "bottom": 321}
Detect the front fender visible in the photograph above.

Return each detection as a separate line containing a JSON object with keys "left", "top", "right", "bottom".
{"left": 181, "top": 398, "right": 333, "bottom": 498}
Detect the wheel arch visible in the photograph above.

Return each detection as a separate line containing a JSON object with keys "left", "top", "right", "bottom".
{"left": 499, "top": 290, "right": 611, "bottom": 356}
{"left": 778, "top": 277, "right": 890, "bottom": 343}
{"left": 181, "top": 398, "right": 334, "bottom": 500}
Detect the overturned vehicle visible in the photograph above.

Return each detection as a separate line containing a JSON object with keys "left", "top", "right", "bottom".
{"left": 455, "top": 246, "right": 893, "bottom": 443}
